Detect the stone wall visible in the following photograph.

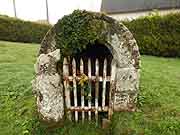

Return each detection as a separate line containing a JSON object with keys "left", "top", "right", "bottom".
{"left": 32, "top": 10, "right": 140, "bottom": 123}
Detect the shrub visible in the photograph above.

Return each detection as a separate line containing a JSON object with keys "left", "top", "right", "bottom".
{"left": 0, "top": 15, "right": 51, "bottom": 43}
{"left": 124, "top": 12, "right": 180, "bottom": 57}
{"left": 1, "top": 12, "right": 180, "bottom": 57}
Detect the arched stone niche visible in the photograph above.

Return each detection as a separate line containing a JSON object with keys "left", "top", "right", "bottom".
{"left": 32, "top": 10, "right": 140, "bottom": 123}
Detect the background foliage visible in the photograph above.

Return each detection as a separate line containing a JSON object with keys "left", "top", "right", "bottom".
{"left": 124, "top": 12, "right": 180, "bottom": 57}
{"left": 0, "top": 15, "right": 51, "bottom": 43}
{"left": 0, "top": 12, "right": 180, "bottom": 57}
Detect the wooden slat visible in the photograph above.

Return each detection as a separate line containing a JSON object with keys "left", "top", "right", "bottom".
{"left": 102, "top": 58, "right": 107, "bottom": 110}
{"left": 80, "top": 58, "right": 85, "bottom": 122}
{"left": 108, "top": 59, "right": 116, "bottom": 119}
{"left": 63, "top": 58, "right": 71, "bottom": 120}
{"left": 95, "top": 59, "right": 99, "bottom": 123}
{"left": 72, "top": 58, "right": 78, "bottom": 122}
{"left": 88, "top": 58, "right": 92, "bottom": 121}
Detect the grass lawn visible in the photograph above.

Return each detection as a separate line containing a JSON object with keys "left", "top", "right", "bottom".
{"left": 0, "top": 40, "right": 180, "bottom": 135}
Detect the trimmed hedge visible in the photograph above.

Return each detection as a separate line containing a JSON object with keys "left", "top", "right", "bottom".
{"left": 0, "top": 15, "right": 51, "bottom": 43}
{"left": 0, "top": 12, "right": 180, "bottom": 57}
{"left": 124, "top": 12, "right": 180, "bottom": 57}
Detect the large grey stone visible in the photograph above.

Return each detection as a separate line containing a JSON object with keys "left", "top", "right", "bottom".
{"left": 32, "top": 49, "right": 64, "bottom": 122}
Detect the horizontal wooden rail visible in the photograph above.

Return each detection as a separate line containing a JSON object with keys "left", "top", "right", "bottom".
{"left": 64, "top": 76, "right": 111, "bottom": 82}
{"left": 67, "top": 106, "right": 109, "bottom": 112}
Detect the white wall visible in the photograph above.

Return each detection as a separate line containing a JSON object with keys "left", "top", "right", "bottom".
{"left": 108, "top": 9, "right": 180, "bottom": 21}
{"left": 0, "top": 0, "right": 102, "bottom": 24}
{"left": 0, "top": 0, "right": 14, "bottom": 17}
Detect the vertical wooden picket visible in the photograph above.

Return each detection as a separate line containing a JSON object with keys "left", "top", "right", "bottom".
{"left": 108, "top": 59, "right": 116, "bottom": 119}
{"left": 72, "top": 58, "right": 78, "bottom": 122}
{"left": 102, "top": 59, "right": 107, "bottom": 110}
{"left": 88, "top": 58, "right": 92, "bottom": 121}
{"left": 95, "top": 59, "right": 99, "bottom": 123}
{"left": 80, "top": 58, "right": 85, "bottom": 122}
{"left": 63, "top": 58, "right": 71, "bottom": 120}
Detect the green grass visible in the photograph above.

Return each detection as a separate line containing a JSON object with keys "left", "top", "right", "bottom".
{"left": 0, "top": 40, "right": 180, "bottom": 135}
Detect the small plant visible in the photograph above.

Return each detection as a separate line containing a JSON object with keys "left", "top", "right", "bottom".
{"left": 79, "top": 73, "right": 88, "bottom": 87}
{"left": 78, "top": 73, "right": 91, "bottom": 99}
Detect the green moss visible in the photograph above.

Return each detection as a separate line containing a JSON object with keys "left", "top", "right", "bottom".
{"left": 54, "top": 10, "right": 116, "bottom": 57}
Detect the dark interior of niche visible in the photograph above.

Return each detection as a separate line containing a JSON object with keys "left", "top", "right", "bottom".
{"left": 68, "top": 42, "right": 113, "bottom": 76}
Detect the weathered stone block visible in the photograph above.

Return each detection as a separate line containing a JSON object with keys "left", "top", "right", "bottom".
{"left": 32, "top": 49, "right": 64, "bottom": 122}
{"left": 114, "top": 68, "right": 139, "bottom": 111}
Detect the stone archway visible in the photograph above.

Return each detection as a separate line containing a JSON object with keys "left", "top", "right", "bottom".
{"left": 32, "top": 10, "right": 140, "bottom": 123}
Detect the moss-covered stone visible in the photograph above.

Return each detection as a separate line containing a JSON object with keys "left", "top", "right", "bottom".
{"left": 54, "top": 10, "right": 124, "bottom": 57}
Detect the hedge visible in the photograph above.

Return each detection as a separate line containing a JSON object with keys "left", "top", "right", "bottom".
{"left": 124, "top": 12, "right": 180, "bottom": 57}
{"left": 0, "top": 15, "right": 51, "bottom": 43}
{"left": 0, "top": 12, "right": 180, "bottom": 57}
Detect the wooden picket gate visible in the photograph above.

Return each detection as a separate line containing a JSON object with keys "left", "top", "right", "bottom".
{"left": 63, "top": 57, "right": 116, "bottom": 123}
